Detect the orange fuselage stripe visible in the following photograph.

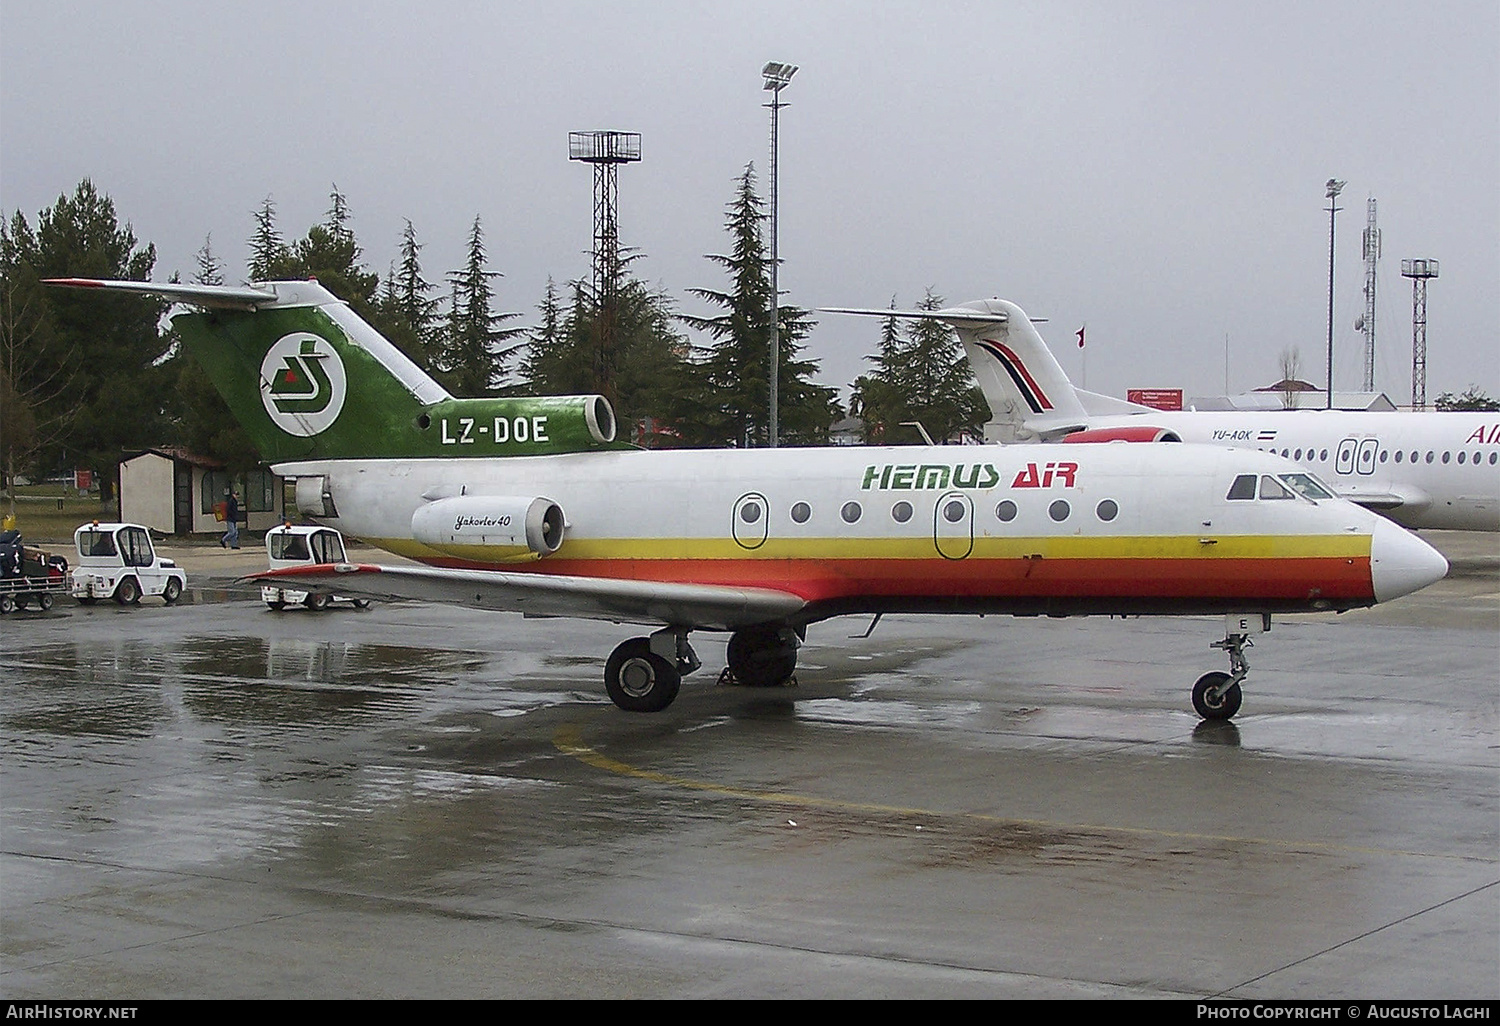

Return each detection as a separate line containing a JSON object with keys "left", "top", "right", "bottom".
{"left": 415, "top": 554, "right": 1375, "bottom": 605}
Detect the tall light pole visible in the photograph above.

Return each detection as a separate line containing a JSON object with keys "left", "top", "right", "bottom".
{"left": 1325, "top": 178, "right": 1346, "bottom": 411}
{"left": 763, "top": 61, "right": 796, "bottom": 448}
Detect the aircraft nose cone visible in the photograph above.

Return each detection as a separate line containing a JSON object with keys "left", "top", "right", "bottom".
{"left": 1370, "top": 518, "right": 1449, "bottom": 602}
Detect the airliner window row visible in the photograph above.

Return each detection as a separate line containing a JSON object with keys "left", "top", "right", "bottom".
{"left": 1259, "top": 447, "right": 1497, "bottom": 466}
{"left": 755, "top": 497, "right": 1125, "bottom": 527}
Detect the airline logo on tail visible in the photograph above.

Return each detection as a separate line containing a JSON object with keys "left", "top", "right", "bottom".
{"left": 974, "top": 338, "right": 1054, "bottom": 414}
{"left": 259, "top": 333, "right": 347, "bottom": 436}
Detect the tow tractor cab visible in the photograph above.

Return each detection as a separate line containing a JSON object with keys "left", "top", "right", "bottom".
{"left": 262, "top": 523, "right": 368, "bottom": 611}
{"left": 72, "top": 522, "right": 186, "bottom": 605}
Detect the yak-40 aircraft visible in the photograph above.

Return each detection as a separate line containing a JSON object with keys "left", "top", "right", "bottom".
{"left": 50, "top": 278, "right": 1450, "bottom": 720}
{"left": 826, "top": 301, "right": 1500, "bottom": 532}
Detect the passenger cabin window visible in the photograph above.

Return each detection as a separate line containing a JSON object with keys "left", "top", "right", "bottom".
{"left": 790, "top": 502, "right": 811, "bottom": 524}
{"left": 1259, "top": 476, "right": 1295, "bottom": 500}
{"left": 1227, "top": 474, "right": 1257, "bottom": 500}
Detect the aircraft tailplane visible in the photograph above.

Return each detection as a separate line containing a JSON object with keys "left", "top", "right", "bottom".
{"left": 45, "top": 278, "right": 621, "bottom": 462}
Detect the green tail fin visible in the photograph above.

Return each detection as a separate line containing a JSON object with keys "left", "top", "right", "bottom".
{"left": 49, "top": 278, "right": 621, "bottom": 461}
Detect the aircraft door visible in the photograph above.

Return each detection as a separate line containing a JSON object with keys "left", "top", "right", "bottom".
{"left": 732, "top": 492, "right": 769, "bottom": 550}
{"left": 1356, "top": 438, "right": 1379, "bottom": 475}
{"left": 1335, "top": 438, "right": 1357, "bottom": 476}
{"left": 933, "top": 492, "right": 974, "bottom": 560}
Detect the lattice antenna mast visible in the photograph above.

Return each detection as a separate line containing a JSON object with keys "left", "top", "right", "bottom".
{"left": 1359, "top": 198, "right": 1380, "bottom": 392}
{"left": 1401, "top": 258, "right": 1438, "bottom": 410}
{"left": 569, "top": 131, "right": 641, "bottom": 406}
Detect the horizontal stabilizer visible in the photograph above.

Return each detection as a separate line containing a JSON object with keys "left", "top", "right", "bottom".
{"left": 44, "top": 278, "right": 279, "bottom": 311}
{"left": 247, "top": 563, "right": 807, "bottom": 631}
{"left": 820, "top": 305, "right": 1008, "bottom": 328}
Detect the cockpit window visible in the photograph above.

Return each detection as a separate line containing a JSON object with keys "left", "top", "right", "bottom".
{"left": 1278, "top": 473, "right": 1334, "bottom": 501}
{"left": 1258, "top": 475, "right": 1294, "bottom": 500}
{"left": 1226, "top": 474, "right": 1257, "bottom": 500}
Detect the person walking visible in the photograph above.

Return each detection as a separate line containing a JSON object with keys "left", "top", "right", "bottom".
{"left": 221, "top": 489, "right": 241, "bottom": 549}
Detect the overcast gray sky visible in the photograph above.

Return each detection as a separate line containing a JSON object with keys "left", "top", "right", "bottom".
{"left": 3, "top": 0, "right": 1496, "bottom": 404}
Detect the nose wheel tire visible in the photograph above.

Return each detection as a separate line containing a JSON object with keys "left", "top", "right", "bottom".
{"left": 605, "top": 638, "right": 681, "bottom": 712}
{"left": 1193, "top": 671, "right": 1243, "bottom": 720}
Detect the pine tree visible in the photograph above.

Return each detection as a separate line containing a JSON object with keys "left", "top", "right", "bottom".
{"left": 683, "top": 165, "right": 837, "bottom": 447}
{"left": 247, "top": 196, "right": 287, "bottom": 280}
{"left": 2, "top": 180, "right": 173, "bottom": 497}
{"left": 374, "top": 218, "right": 440, "bottom": 371}
{"left": 287, "top": 185, "right": 379, "bottom": 309}
{"left": 2, "top": 213, "right": 70, "bottom": 502}
{"left": 522, "top": 277, "right": 573, "bottom": 389}
{"left": 848, "top": 289, "right": 987, "bottom": 444}
{"left": 521, "top": 268, "right": 697, "bottom": 444}
{"left": 848, "top": 302, "right": 908, "bottom": 443}
{"left": 437, "top": 216, "right": 522, "bottom": 396}
{"left": 193, "top": 234, "right": 224, "bottom": 286}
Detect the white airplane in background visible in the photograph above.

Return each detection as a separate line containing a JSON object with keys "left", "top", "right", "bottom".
{"left": 49, "top": 278, "right": 1449, "bottom": 721}
{"left": 828, "top": 302, "right": 1500, "bottom": 531}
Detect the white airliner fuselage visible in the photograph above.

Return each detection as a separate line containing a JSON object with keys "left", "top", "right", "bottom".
{"left": 828, "top": 299, "right": 1500, "bottom": 532}
{"left": 1077, "top": 410, "right": 1499, "bottom": 531}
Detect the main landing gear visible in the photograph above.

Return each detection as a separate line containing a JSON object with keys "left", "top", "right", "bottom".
{"left": 603, "top": 623, "right": 801, "bottom": 712}
{"left": 1192, "top": 614, "right": 1268, "bottom": 721}
{"left": 604, "top": 628, "right": 701, "bottom": 712}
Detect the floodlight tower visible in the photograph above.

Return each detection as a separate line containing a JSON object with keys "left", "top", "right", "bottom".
{"left": 569, "top": 130, "right": 642, "bottom": 405}
{"left": 763, "top": 60, "right": 796, "bottom": 448}
{"left": 1401, "top": 258, "right": 1438, "bottom": 410}
{"left": 1359, "top": 197, "right": 1380, "bottom": 393}
{"left": 1324, "top": 178, "right": 1346, "bottom": 410}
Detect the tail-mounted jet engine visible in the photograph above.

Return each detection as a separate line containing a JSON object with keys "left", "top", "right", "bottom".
{"left": 411, "top": 495, "right": 566, "bottom": 562}
{"left": 1060, "top": 426, "right": 1182, "bottom": 443}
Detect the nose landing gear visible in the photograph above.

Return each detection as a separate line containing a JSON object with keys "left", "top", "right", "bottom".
{"left": 1194, "top": 618, "right": 1266, "bottom": 720}
{"left": 1193, "top": 614, "right": 1268, "bottom": 720}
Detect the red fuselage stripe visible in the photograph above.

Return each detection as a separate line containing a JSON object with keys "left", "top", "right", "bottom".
{"left": 417, "top": 555, "right": 1376, "bottom": 605}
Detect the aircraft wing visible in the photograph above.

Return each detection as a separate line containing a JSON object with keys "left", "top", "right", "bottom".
{"left": 247, "top": 563, "right": 806, "bottom": 630}
{"left": 1337, "top": 483, "right": 1430, "bottom": 514}
{"left": 1343, "top": 491, "right": 1417, "bottom": 512}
